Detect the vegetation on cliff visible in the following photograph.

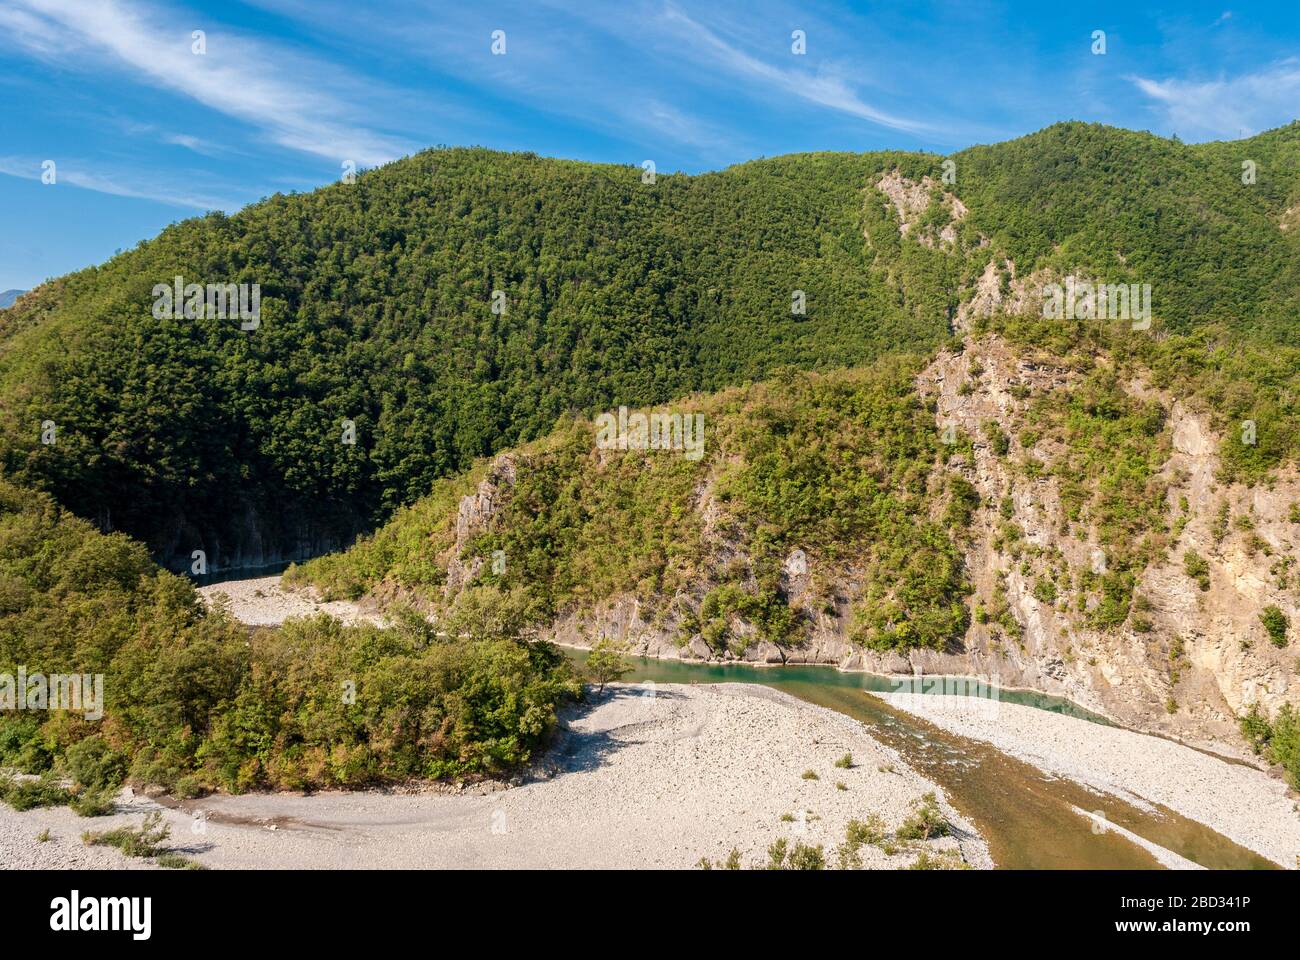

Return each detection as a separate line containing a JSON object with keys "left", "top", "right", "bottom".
{"left": 292, "top": 360, "right": 973, "bottom": 654}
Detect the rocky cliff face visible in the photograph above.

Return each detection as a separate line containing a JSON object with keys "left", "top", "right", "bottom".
{"left": 427, "top": 333, "right": 1298, "bottom": 757}
{"left": 153, "top": 499, "right": 361, "bottom": 575}
{"left": 912, "top": 336, "right": 1300, "bottom": 751}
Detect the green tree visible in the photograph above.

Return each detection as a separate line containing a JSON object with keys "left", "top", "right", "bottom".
{"left": 584, "top": 639, "right": 632, "bottom": 694}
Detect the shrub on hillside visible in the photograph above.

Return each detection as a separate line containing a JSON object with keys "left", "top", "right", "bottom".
{"left": 1260, "top": 605, "right": 1289, "bottom": 647}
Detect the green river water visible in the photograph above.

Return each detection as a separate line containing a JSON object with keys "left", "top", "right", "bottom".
{"left": 565, "top": 650, "right": 1278, "bottom": 870}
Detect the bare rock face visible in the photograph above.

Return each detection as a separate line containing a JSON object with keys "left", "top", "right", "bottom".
{"left": 875, "top": 170, "right": 968, "bottom": 250}
{"left": 781, "top": 548, "right": 810, "bottom": 595}
{"left": 955, "top": 259, "right": 1006, "bottom": 332}
{"left": 876, "top": 170, "right": 934, "bottom": 235}
{"left": 908, "top": 335, "right": 1300, "bottom": 753}
{"left": 445, "top": 455, "right": 516, "bottom": 596}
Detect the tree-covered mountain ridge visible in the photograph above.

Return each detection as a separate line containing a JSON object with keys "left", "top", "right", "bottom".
{"left": 3, "top": 120, "right": 1300, "bottom": 570}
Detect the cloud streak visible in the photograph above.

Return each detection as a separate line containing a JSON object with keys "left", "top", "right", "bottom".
{"left": 0, "top": 155, "right": 237, "bottom": 209}
{"left": 1132, "top": 59, "right": 1300, "bottom": 140}
{"left": 657, "top": 3, "right": 932, "bottom": 135}
{"left": 2, "top": 0, "right": 413, "bottom": 166}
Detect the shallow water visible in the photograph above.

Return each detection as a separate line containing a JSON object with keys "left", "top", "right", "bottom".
{"left": 567, "top": 651, "right": 1277, "bottom": 870}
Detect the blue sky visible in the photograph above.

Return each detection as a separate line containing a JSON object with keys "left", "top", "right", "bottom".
{"left": 1, "top": 0, "right": 1297, "bottom": 292}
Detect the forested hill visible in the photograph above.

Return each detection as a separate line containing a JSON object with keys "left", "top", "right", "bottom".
{"left": 1, "top": 121, "right": 1298, "bottom": 569}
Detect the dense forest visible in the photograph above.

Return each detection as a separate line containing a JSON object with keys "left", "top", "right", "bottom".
{"left": 3, "top": 122, "right": 1299, "bottom": 569}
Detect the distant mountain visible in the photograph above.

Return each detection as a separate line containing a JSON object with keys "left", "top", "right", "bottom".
{"left": 0, "top": 289, "right": 23, "bottom": 308}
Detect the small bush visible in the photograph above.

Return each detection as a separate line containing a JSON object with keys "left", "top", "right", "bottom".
{"left": 1261, "top": 605, "right": 1289, "bottom": 647}
{"left": 800, "top": 769, "right": 819, "bottom": 780}
{"left": 68, "top": 788, "right": 117, "bottom": 817}
{"left": 834, "top": 753, "right": 853, "bottom": 769}
{"left": 155, "top": 853, "right": 206, "bottom": 870}
{"left": 82, "top": 811, "right": 171, "bottom": 858}
{"left": 835, "top": 841, "right": 862, "bottom": 870}
{"left": 766, "top": 837, "right": 825, "bottom": 870}
{"left": 765, "top": 837, "right": 789, "bottom": 869}
{"left": 909, "top": 849, "right": 969, "bottom": 870}
{"left": 1242, "top": 703, "right": 1300, "bottom": 789}
{"left": 0, "top": 772, "right": 70, "bottom": 811}
{"left": 786, "top": 842, "right": 826, "bottom": 870}
{"left": 984, "top": 422, "right": 1010, "bottom": 457}
{"left": 695, "top": 847, "right": 742, "bottom": 870}
{"left": 897, "top": 792, "right": 950, "bottom": 841}
{"left": 1240, "top": 703, "right": 1272, "bottom": 753}
{"left": 845, "top": 814, "right": 886, "bottom": 847}
{"left": 584, "top": 638, "right": 632, "bottom": 692}
{"left": 1183, "top": 551, "right": 1211, "bottom": 591}
{"left": 62, "top": 735, "right": 127, "bottom": 791}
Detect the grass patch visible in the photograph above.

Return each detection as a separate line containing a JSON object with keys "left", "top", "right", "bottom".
{"left": 82, "top": 811, "right": 171, "bottom": 858}
{"left": 896, "top": 792, "right": 951, "bottom": 841}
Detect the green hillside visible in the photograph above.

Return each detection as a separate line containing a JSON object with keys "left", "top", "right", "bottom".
{"left": 290, "top": 358, "right": 972, "bottom": 655}
{"left": 0, "top": 478, "right": 578, "bottom": 795}
{"left": 2, "top": 122, "right": 1299, "bottom": 567}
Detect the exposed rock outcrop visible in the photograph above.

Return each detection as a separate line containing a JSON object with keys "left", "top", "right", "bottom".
{"left": 875, "top": 170, "right": 969, "bottom": 249}
{"left": 445, "top": 455, "right": 517, "bottom": 596}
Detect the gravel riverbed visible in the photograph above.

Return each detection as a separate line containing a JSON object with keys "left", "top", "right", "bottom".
{"left": 2, "top": 683, "right": 989, "bottom": 870}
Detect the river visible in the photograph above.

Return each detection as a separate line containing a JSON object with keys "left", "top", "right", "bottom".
{"left": 564, "top": 650, "right": 1277, "bottom": 870}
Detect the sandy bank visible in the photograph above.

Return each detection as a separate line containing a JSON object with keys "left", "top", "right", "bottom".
{"left": 197, "top": 575, "right": 383, "bottom": 627}
{"left": 1, "top": 683, "right": 989, "bottom": 870}
{"left": 881, "top": 693, "right": 1299, "bottom": 868}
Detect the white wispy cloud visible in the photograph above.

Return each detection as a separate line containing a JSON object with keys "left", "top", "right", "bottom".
{"left": 242, "top": 0, "right": 738, "bottom": 160}
{"left": 1, "top": 0, "right": 414, "bottom": 166}
{"left": 0, "top": 155, "right": 237, "bottom": 209}
{"left": 657, "top": 3, "right": 932, "bottom": 135}
{"left": 1132, "top": 59, "right": 1300, "bottom": 140}
{"left": 163, "top": 132, "right": 210, "bottom": 153}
